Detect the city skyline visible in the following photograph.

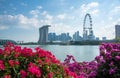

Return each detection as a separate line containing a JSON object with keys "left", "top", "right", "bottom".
{"left": 0, "top": 0, "right": 120, "bottom": 42}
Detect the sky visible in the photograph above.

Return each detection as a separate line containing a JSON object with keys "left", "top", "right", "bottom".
{"left": 0, "top": 0, "right": 120, "bottom": 42}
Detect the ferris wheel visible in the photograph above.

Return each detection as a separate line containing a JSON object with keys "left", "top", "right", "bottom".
{"left": 83, "top": 13, "right": 94, "bottom": 40}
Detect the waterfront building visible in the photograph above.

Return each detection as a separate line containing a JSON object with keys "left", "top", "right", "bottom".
{"left": 48, "top": 33, "right": 56, "bottom": 41}
{"left": 83, "top": 30, "right": 88, "bottom": 40}
{"left": 96, "top": 37, "right": 99, "bottom": 41}
{"left": 48, "top": 32, "right": 71, "bottom": 42}
{"left": 102, "top": 37, "right": 107, "bottom": 41}
{"left": 73, "top": 31, "right": 83, "bottom": 41}
{"left": 66, "top": 33, "right": 72, "bottom": 41}
{"left": 38, "top": 25, "right": 50, "bottom": 44}
{"left": 115, "top": 25, "right": 120, "bottom": 39}
{"left": 48, "top": 33, "right": 53, "bottom": 41}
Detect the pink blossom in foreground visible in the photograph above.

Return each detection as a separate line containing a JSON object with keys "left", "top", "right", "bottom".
{"left": 48, "top": 72, "right": 53, "bottom": 78}
{"left": 20, "top": 70, "right": 27, "bottom": 78}
{"left": 3, "top": 75, "right": 11, "bottom": 78}
{"left": 28, "top": 62, "right": 41, "bottom": 77}
{"left": 0, "top": 60, "right": 5, "bottom": 70}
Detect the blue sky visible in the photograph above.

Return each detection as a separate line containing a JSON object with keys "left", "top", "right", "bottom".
{"left": 0, "top": 0, "right": 120, "bottom": 42}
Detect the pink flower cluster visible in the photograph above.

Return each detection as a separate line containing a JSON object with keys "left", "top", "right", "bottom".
{"left": 95, "top": 43, "right": 120, "bottom": 78}
{"left": 0, "top": 42, "right": 77, "bottom": 78}
{"left": 0, "top": 60, "right": 5, "bottom": 70}
{"left": 63, "top": 55, "right": 97, "bottom": 78}
{"left": 8, "top": 60, "right": 19, "bottom": 67}
{"left": 63, "top": 43, "right": 120, "bottom": 78}
{"left": 28, "top": 62, "right": 41, "bottom": 78}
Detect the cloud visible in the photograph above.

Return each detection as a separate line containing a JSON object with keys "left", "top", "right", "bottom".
{"left": 37, "top": 6, "right": 42, "bottom": 9}
{"left": 90, "top": 9, "right": 99, "bottom": 15}
{"left": 0, "top": 7, "right": 54, "bottom": 30}
{"left": 0, "top": 15, "right": 18, "bottom": 26}
{"left": 0, "top": 14, "right": 41, "bottom": 29}
{"left": 80, "top": 2, "right": 99, "bottom": 15}
{"left": 40, "top": 10, "right": 53, "bottom": 24}
{"left": 17, "top": 14, "right": 40, "bottom": 28}
{"left": 45, "top": 14, "right": 53, "bottom": 20}
{"left": 41, "top": 11, "right": 47, "bottom": 15}
{"left": 29, "top": 5, "right": 43, "bottom": 18}
{"left": 30, "top": 9, "right": 40, "bottom": 18}
{"left": 88, "top": 2, "right": 99, "bottom": 8}
{"left": 56, "top": 13, "right": 66, "bottom": 20}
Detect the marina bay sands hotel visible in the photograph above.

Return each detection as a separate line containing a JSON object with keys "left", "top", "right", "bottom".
{"left": 38, "top": 25, "right": 50, "bottom": 44}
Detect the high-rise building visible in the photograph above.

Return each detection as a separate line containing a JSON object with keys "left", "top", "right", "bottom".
{"left": 115, "top": 25, "right": 120, "bottom": 39}
{"left": 102, "top": 37, "right": 107, "bottom": 41}
{"left": 83, "top": 30, "right": 88, "bottom": 40}
{"left": 73, "top": 31, "right": 83, "bottom": 41}
{"left": 48, "top": 32, "right": 72, "bottom": 42}
{"left": 38, "top": 25, "right": 50, "bottom": 44}
{"left": 48, "top": 33, "right": 57, "bottom": 41}
{"left": 96, "top": 37, "right": 99, "bottom": 41}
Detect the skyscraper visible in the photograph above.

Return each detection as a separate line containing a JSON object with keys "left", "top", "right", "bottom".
{"left": 73, "top": 31, "right": 83, "bottom": 41}
{"left": 38, "top": 25, "right": 50, "bottom": 44}
{"left": 115, "top": 25, "right": 120, "bottom": 39}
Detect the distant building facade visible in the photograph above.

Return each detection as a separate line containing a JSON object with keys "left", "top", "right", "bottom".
{"left": 38, "top": 25, "right": 50, "bottom": 44}
{"left": 73, "top": 31, "right": 83, "bottom": 41}
{"left": 102, "top": 37, "right": 107, "bottom": 41}
{"left": 115, "top": 25, "right": 120, "bottom": 39}
{"left": 48, "top": 32, "right": 71, "bottom": 42}
{"left": 96, "top": 37, "right": 99, "bottom": 41}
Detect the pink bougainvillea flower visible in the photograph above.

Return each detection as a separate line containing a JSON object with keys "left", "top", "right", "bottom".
{"left": 4, "top": 47, "right": 11, "bottom": 56}
{"left": 48, "top": 72, "right": 53, "bottom": 78}
{"left": 115, "top": 56, "right": 120, "bottom": 61}
{"left": 14, "top": 46, "right": 21, "bottom": 52}
{"left": 8, "top": 60, "right": 14, "bottom": 67}
{"left": 28, "top": 62, "right": 41, "bottom": 77}
{"left": 109, "top": 68, "right": 115, "bottom": 75}
{"left": 3, "top": 75, "right": 11, "bottom": 78}
{"left": 15, "top": 61, "right": 20, "bottom": 65}
{"left": 0, "top": 60, "right": 5, "bottom": 70}
{"left": 20, "top": 70, "right": 27, "bottom": 78}
{"left": 21, "top": 47, "right": 33, "bottom": 57}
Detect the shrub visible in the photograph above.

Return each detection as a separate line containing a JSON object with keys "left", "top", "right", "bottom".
{"left": 63, "top": 55, "right": 97, "bottom": 78}
{"left": 63, "top": 43, "right": 120, "bottom": 78}
{"left": 95, "top": 43, "right": 120, "bottom": 78}
{"left": 0, "top": 42, "right": 77, "bottom": 78}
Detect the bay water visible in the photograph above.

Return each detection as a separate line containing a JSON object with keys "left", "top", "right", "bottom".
{"left": 21, "top": 45, "right": 99, "bottom": 62}
{"left": 0, "top": 45, "right": 99, "bottom": 62}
